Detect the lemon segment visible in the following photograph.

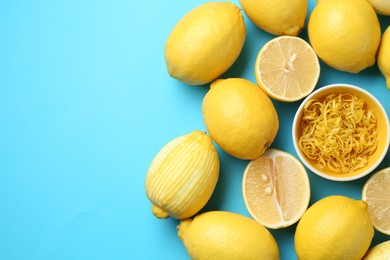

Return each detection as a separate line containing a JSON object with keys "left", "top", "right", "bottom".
{"left": 239, "top": 0, "right": 307, "bottom": 36}
{"left": 255, "top": 36, "right": 320, "bottom": 102}
{"left": 308, "top": 0, "right": 381, "bottom": 73}
{"left": 242, "top": 149, "right": 310, "bottom": 229}
{"left": 202, "top": 78, "right": 279, "bottom": 160}
{"left": 145, "top": 130, "right": 219, "bottom": 219}
{"left": 295, "top": 195, "right": 374, "bottom": 260}
{"left": 178, "top": 211, "right": 280, "bottom": 260}
{"left": 363, "top": 240, "right": 390, "bottom": 259}
{"left": 164, "top": 2, "right": 246, "bottom": 85}
{"left": 362, "top": 167, "right": 390, "bottom": 235}
{"left": 378, "top": 26, "right": 390, "bottom": 89}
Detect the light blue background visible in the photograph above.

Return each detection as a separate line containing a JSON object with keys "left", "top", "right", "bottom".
{"left": 1, "top": 0, "right": 389, "bottom": 259}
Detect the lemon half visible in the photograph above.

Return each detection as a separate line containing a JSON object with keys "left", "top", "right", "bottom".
{"left": 243, "top": 149, "right": 310, "bottom": 229}
{"left": 255, "top": 36, "right": 320, "bottom": 102}
{"left": 362, "top": 167, "right": 390, "bottom": 235}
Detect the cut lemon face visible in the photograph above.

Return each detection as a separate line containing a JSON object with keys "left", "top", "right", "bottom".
{"left": 362, "top": 167, "right": 390, "bottom": 235}
{"left": 242, "top": 149, "right": 310, "bottom": 229}
{"left": 255, "top": 36, "right": 320, "bottom": 102}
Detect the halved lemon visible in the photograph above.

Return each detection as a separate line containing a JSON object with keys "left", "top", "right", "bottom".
{"left": 255, "top": 36, "right": 320, "bottom": 102}
{"left": 242, "top": 148, "right": 310, "bottom": 229}
{"left": 362, "top": 167, "right": 390, "bottom": 235}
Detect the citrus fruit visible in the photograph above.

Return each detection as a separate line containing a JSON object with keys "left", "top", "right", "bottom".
{"left": 254, "top": 36, "right": 320, "bottom": 102}
{"left": 164, "top": 2, "right": 246, "bottom": 85}
{"left": 239, "top": 0, "right": 307, "bottom": 36}
{"left": 362, "top": 167, "right": 390, "bottom": 235}
{"left": 178, "top": 211, "right": 280, "bottom": 260}
{"left": 308, "top": 0, "right": 381, "bottom": 73}
{"left": 363, "top": 240, "right": 390, "bottom": 260}
{"left": 202, "top": 78, "right": 279, "bottom": 160}
{"left": 145, "top": 130, "right": 219, "bottom": 219}
{"left": 242, "top": 149, "right": 310, "bottom": 229}
{"left": 367, "top": 0, "right": 390, "bottom": 15}
{"left": 378, "top": 26, "right": 390, "bottom": 89}
{"left": 295, "top": 195, "right": 374, "bottom": 260}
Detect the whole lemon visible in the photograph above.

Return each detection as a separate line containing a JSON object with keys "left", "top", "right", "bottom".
{"left": 202, "top": 78, "right": 279, "bottom": 160}
{"left": 178, "top": 211, "right": 280, "bottom": 260}
{"left": 295, "top": 195, "right": 374, "bottom": 260}
{"left": 308, "top": 0, "right": 381, "bottom": 73}
{"left": 363, "top": 240, "right": 390, "bottom": 259}
{"left": 164, "top": 2, "right": 246, "bottom": 85}
{"left": 367, "top": 0, "right": 390, "bottom": 15}
{"left": 239, "top": 0, "right": 307, "bottom": 36}
{"left": 145, "top": 131, "right": 219, "bottom": 219}
{"left": 378, "top": 26, "right": 390, "bottom": 89}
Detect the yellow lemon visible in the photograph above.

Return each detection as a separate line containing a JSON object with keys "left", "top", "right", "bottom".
{"left": 363, "top": 241, "right": 390, "bottom": 260}
{"left": 308, "top": 0, "right": 381, "bottom": 73}
{"left": 202, "top": 78, "right": 279, "bottom": 160}
{"left": 295, "top": 195, "right": 374, "bottom": 260}
{"left": 362, "top": 167, "right": 390, "bottom": 235}
{"left": 367, "top": 0, "right": 390, "bottom": 15}
{"left": 378, "top": 26, "right": 390, "bottom": 89}
{"left": 243, "top": 149, "right": 310, "bottom": 229}
{"left": 255, "top": 36, "right": 320, "bottom": 102}
{"left": 145, "top": 131, "right": 219, "bottom": 219}
{"left": 239, "top": 0, "right": 307, "bottom": 36}
{"left": 164, "top": 2, "right": 246, "bottom": 85}
{"left": 178, "top": 211, "right": 280, "bottom": 260}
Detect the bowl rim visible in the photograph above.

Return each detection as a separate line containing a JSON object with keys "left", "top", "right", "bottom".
{"left": 292, "top": 83, "right": 390, "bottom": 181}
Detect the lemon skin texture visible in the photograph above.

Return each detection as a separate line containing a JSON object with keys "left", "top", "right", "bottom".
{"left": 308, "top": 0, "right": 381, "bottom": 73}
{"left": 178, "top": 211, "right": 280, "bottom": 260}
{"left": 295, "top": 196, "right": 374, "bottom": 260}
{"left": 363, "top": 240, "right": 390, "bottom": 259}
{"left": 164, "top": 2, "right": 246, "bottom": 85}
{"left": 145, "top": 131, "right": 220, "bottom": 219}
{"left": 378, "top": 26, "right": 390, "bottom": 89}
{"left": 239, "top": 0, "right": 307, "bottom": 36}
{"left": 202, "top": 78, "right": 279, "bottom": 160}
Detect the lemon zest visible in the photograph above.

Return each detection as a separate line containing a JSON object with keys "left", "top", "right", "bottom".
{"left": 299, "top": 93, "right": 378, "bottom": 173}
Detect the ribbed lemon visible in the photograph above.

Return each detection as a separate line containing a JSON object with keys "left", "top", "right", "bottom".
{"left": 295, "top": 195, "right": 374, "bottom": 260}
{"left": 164, "top": 2, "right": 246, "bottom": 85}
{"left": 308, "top": 0, "right": 381, "bottom": 73}
{"left": 145, "top": 131, "right": 219, "bottom": 219}
{"left": 178, "top": 211, "right": 280, "bottom": 260}
{"left": 239, "top": 0, "right": 307, "bottom": 36}
{"left": 363, "top": 241, "right": 390, "bottom": 260}
{"left": 202, "top": 78, "right": 279, "bottom": 160}
{"left": 378, "top": 26, "right": 390, "bottom": 89}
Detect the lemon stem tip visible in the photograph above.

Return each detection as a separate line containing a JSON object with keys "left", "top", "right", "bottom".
{"left": 152, "top": 205, "right": 169, "bottom": 219}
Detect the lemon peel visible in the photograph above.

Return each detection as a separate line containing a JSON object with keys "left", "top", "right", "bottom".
{"left": 202, "top": 78, "right": 279, "bottom": 160}
{"left": 308, "top": 0, "right": 381, "bottom": 73}
{"left": 239, "top": 0, "right": 307, "bottom": 36}
{"left": 178, "top": 211, "right": 280, "bottom": 259}
{"left": 378, "top": 26, "right": 390, "bottom": 89}
{"left": 145, "top": 130, "right": 219, "bottom": 219}
{"left": 295, "top": 195, "right": 374, "bottom": 260}
{"left": 164, "top": 2, "right": 246, "bottom": 85}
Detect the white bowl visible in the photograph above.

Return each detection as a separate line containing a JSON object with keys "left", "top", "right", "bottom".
{"left": 292, "top": 84, "right": 390, "bottom": 181}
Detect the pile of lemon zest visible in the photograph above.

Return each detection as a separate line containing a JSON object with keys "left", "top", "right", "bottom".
{"left": 299, "top": 93, "right": 378, "bottom": 173}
